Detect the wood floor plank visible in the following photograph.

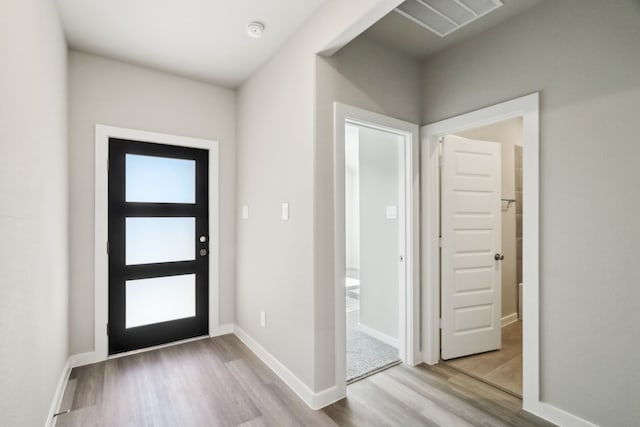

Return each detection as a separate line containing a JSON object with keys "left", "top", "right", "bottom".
{"left": 70, "top": 362, "right": 105, "bottom": 410}
{"left": 383, "top": 365, "right": 513, "bottom": 427}
{"left": 484, "top": 354, "right": 523, "bottom": 395}
{"left": 347, "top": 378, "right": 439, "bottom": 427}
{"left": 225, "top": 358, "right": 313, "bottom": 427}
{"left": 237, "top": 417, "right": 268, "bottom": 427}
{"left": 445, "top": 321, "right": 523, "bottom": 396}
{"left": 367, "top": 369, "right": 472, "bottom": 427}
{"left": 322, "top": 393, "right": 391, "bottom": 427}
{"left": 58, "top": 333, "right": 554, "bottom": 427}
{"left": 420, "top": 399, "right": 475, "bottom": 427}
{"left": 267, "top": 380, "right": 336, "bottom": 426}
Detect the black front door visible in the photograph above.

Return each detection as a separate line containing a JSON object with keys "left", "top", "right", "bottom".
{"left": 108, "top": 138, "right": 209, "bottom": 354}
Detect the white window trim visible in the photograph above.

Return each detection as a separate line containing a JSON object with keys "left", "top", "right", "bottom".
{"left": 93, "top": 124, "right": 220, "bottom": 361}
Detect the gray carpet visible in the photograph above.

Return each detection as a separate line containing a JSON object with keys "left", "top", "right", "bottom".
{"left": 347, "top": 310, "right": 400, "bottom": 383}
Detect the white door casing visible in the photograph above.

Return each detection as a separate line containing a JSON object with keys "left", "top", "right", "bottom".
{"left": 334, "top": 103, "right": 420, "bottom": 401}
{"left": 93, "top": 125, "right": 220, "bottom": 364}
{"left": 441, "top": 135, "right": 502, "bottom": 360}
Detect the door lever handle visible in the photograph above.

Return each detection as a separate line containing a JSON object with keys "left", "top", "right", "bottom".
{"left": 494, "top": 253, "right": 504, "bottom": 261}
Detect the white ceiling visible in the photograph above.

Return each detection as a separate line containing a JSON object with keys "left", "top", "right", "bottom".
{"left": 362, "top": 0, "right": 544, "bottom": 59}
{"left": 55, "top": 0, "right": 327, "bottom": 88}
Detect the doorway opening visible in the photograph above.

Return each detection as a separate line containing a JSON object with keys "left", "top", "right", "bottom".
{"left": 440, "top": 118, "right": 524, "bottom": 397}
{"left": 334, "top": 104, "right": 420, "bottom": 390}
{"left": 94, "top": 125, "right": 220, "bottom": 362}
{"left": 421, "top": 93, "right": 539, "bottom": 411}
{"left": 344, "top": 122, "right": 404, "bottom": 382}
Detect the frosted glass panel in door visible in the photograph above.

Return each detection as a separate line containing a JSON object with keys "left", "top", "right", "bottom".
{"left": 126, "top": 154, "right": 196, "bottom": 203}
{"left": 126, "top": 217, "right": 195, "bottom": 265}
{"left": 125, "top": 274, "right": 196, "bottom": 328}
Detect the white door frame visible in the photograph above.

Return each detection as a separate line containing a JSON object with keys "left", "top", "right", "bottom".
{"left": 421, "top": 93, "right": 540, "bottom": 410}
{"left": 334, "top": 103, "right": 420, "bottom": 392}
{"left": 93, "top": 124, "right": 220, "bottom": 362}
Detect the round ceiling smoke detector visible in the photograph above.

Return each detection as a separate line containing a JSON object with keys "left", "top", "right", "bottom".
{"left": 247, "top": 22, "right": 265, "bottom": 38}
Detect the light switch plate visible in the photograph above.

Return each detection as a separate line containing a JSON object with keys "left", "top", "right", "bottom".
{"left": 386, "top": 205, "right": 398, "bottom": 220}
{"left": 242, "top": 205, "right": 249, "bottom": 219}
{"left": 281, "top": 202, "right": 289, "bottom": 220}
{"left": 260, "top": 311, "right": 266, "bottom": 328}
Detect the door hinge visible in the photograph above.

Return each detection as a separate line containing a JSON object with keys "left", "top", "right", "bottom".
{"left": 439, "top": 237, "right": 443, "bottom": 248}
{"left": 439, "top": 318, "right": 443, "bottom": 329}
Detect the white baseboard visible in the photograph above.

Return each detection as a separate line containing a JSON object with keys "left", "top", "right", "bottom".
{"left": 233, "top": 325, "right": 345, "bottom": 410}
{"left": 69, "top": 351, "right": 100, "bottom": 368}
{"left": 408, "top": 350, "right": 423, "bottom": 366}
{"left": 210, "top": 323, "right": 234, "bottom": 337}
{"left": 501, "top": 312, "right": 519, "bottom": 327}
{"left": 45, "top": 357, "right": 71, "bottom": 427}
{"left": 525, "top": 400, "right": 598, "bottom": 427}
{"left": 313, "top": 385, "right": 346, "bottom": 409}
{"left": 68, "top": 324, "right": 234, "bottom": 368}
{"left": 357, "top": 323, "right": 399, "bottom": 348}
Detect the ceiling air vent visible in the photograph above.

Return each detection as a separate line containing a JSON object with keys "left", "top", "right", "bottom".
{"left": 395, "top": 0, "right": 504, "bottom": 37}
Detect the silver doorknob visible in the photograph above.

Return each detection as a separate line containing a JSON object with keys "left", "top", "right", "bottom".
{"left": 494, "top": 253, "right": 504, "bottom": 261}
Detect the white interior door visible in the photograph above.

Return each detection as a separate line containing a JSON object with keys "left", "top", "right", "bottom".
{"left": 441, "top": 135, "right": 502, "bottom": 360}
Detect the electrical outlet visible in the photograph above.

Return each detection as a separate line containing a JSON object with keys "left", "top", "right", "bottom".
{"left": 260, "top": 311, "right": 266, "bottom": 328}
{"left": 242, "top": 205, "right": 249, "bottom": 219}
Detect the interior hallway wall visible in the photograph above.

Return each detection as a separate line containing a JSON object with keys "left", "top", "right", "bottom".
{"left": 0, "top": 0, "right": 69, "bottom": 425}
{"left": 315, "top": 35, "right": 421, "bottom": 389}
{"left": 456, "top": 118, "right": 523, "bottom": 318}
{"left": 236, "top": 0, "right": 404, "bottom": 394}
{"left": 358, "top": 126, "right": 402, "bottom": 340}
{"left": 68, "top": 51, "right": 236, "bottom": 354}
{"left": 421, "top": 0, "right": 640, "bottom": 424}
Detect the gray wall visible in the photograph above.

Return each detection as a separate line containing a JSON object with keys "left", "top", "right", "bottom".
{"left": 236, "top": 24, "right": 317, "bottom": 389}
{"left": 421, "top": 0, "right": 640, "bottom": 424}
{"left": 235, "top": 0, "right": 403, "bottom": 392}
{"left": 456, "top": 118, "right": 523, "bottom": 318}
{"left": 315, "top": 35, "right": 421, "bottom": 389}
{"left": 68, "top": 51, "right": 236, "bottom": 354}
{"left": 0, "top": 0, "right": 69, "bottom": 425}
{"left": 358, "top": 126, "right": 402, "bottom": 339}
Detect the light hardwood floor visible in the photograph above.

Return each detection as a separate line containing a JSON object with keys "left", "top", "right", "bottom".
{"left": 56, "top": 332, "right": 552, "bottom": 426}
{"left": 444, "top": 320, "right": 523, "bottom": 397}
